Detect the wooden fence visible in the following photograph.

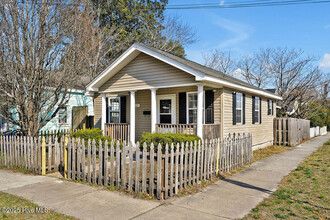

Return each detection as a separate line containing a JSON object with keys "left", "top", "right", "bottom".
{"left": 104, "top": 123, "right": 130, "bottom": 143}
{"left": 156, "top": 124, "right": 197, "bottom": 135}
{"left": 274, "top": 118, "right": 310, "bottom": 146}
{"left": 0, "top": 136, "right": 63, "bottom": 174}
{"left": 0, "top": 133, "right": 253, "bottom": 200}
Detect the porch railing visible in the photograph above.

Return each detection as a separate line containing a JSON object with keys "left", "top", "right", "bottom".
{"left": 156, "top": 124, "right": 197, "bottom": 135}
{"left": 104, "top": 123, "right": 130, "bottom": 143}
{"left": 203, "top": 124, "right": 221, "bottom": 139}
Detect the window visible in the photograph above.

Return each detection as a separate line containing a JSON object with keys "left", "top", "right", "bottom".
{"left": 268, "top": 100, "right": 273, "bottom": 115}
{"left": 236, "top": 93, "right": 243, "bottom": 124}
{"left": 187, "top": 92, "right": 197, "bottom": 124}
{"left": 109, "top": 98, "right": 120, "bottom": 123}
{"left": 58, "top": 107, "right": 68, "bottom": 124}
{"left": 160, "top": 99, "right": 172, "bottom": 123}
{"left": 254, "top": 97, "right": 260, "bottom": 123}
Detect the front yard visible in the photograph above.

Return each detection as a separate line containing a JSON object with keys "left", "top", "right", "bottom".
{"left": 245, "top": 139, "right": 330, "bottom": 219}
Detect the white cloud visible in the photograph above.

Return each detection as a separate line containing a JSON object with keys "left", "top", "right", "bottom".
{"left": 319, "top": 53, "right": 330, "bottom": 69}
{"left": 219, "top": 1, "right": 225, "bottom": 6}
{"left": 212, "top": 16, "right": 253, "bottom": 49}
{"left": 324, "top": 24, "right": 330, "bottom": 29}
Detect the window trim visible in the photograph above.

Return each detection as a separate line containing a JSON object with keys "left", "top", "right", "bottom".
{"left": 108, "top": 97, "right": 121, "bottom": 123}
{"left": 186, "top": 92, "right": 198, "bottom": 124}
{"left": 268, "top": 100, "right": 273, "bottom": 115}
{"left": 254, "top": 97, "right": 260, "bottom": 124}
{"left": 58, "top": 106, "right": 69, "bottom": 125}
{"left": 235, "top": 92, "right": 243, "bottom": 125}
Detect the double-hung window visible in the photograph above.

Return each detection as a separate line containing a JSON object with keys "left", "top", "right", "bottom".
{"left": 187, "top": 92, "right": 197, "bottom": 124}
{"left": 268, "top": 100, "right": 273, "bottom": 115}
{"left": 108, "top": 98, "right": 120, "bottom": 123}
{"left": 235, "top": 93, "right": 243, "bottom": 124}
{"left": 254, "top": 97, "right": 260, "bottom": 124}
{"left": 58, "top": 107, "right": 68, "bottom": 124}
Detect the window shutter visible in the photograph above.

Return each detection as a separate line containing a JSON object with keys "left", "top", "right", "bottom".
{"left": 179, "top": 92, "right": 187, "bottom": 124}
{"left": 272, "top": 101, "right": 274, "bottom": 115}
{"left": 243, "top": 93, "right": 246, "bottom": 124}
{"left": 120, "top": 96, "right": 126, "bottom": 123}
{"left": 106, "top": 98, "right": 109, "bottom": 123}
{"left": 260, "top": 97, "right": 262, "bottom": 124}
{"left": 233, "top": 92, "right": 236, "bottom": 125}
{"left": 205, "top": 90, "right": 214, "bottom": 124}
{"left": 267, "top": 100, "right": 270, "bottom": 115}
{"left": 252, "top": 96, "right": 255, "bottom": 124}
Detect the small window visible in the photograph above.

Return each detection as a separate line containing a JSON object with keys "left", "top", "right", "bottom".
{"left": 236, "top": 93, "right": 243, "bottom": 124}
{"left": 109, "top": 98, "right": 120, "bottom": 123}
{"left": 187, "top": 93, "right": 197, "bottom": 124}
{"left": 268, "top": 100, "right": 273, "bottom": 115}
{"left": 254, "top": 97, "right": 260, "bottom": 124}
{"left": 58, "top": 107, "right": 68, "bottom": 124}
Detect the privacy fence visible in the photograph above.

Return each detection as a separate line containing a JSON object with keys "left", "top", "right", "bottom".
{"left": 0, "top": 133, "right": 253, "bottom": 200}
{"left": 274, "top": 118, "right": 310, "bottom": 146}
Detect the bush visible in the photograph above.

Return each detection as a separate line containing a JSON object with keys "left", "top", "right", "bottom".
{"left": 70, "top": 128, "right": 113, "bottom": 146}
{"left": 139, "top": 132, "right": 202, "bottom": 152}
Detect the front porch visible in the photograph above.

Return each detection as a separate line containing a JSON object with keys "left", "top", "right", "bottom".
{"left": 101, "top": 84, "right": 221, "bottom": 143}
{"left": 104, "top": 122, "right": 221, "bottom": 143}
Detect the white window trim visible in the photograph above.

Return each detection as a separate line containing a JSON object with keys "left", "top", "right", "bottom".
{"left": 108, "top": 97, "right": 121, "bottom": 123}
{"left": 235, "top": 92, "right": 243, "bottom": 125}
{"left": 187, "top": 92, "right": 198, "bottom": 124}
{"left": 58, "top": 105, "right": 69, "bottom": 125}
{"left": 156, "top": 94, "right": 176, "bottom": 124}
{"left": 268, "top": 100, "right": 273, "bottom": 115}
{"left": 255, "top": 97, "right": 260, "bottom": 124}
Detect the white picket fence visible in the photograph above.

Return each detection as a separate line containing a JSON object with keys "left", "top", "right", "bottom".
{"left": 310, "top": 126, "right": 327, "bottom": 138}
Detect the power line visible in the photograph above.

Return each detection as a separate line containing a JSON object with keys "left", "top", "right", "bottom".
{"left": 166, "top": 0, "right": 330, "bottom": 9}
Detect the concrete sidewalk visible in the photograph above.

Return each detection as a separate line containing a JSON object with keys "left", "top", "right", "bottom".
{"left": 0, "top": 133, "right": 328, "bottom": 220}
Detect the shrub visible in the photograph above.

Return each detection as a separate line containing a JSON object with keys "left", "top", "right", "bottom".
{"left": 139, "top": 132, "right": 202, "bottom": 152}
{"left": 70, "top": 128, "right": 113, "bottom": 146}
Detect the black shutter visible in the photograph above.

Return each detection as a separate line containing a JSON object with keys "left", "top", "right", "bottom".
{"left": 120, "top": 96, "right": 126, "bottom": 123}
{"left": 267, "top": 100, "right": 270, "bottom": 115}
{"left": 252, "top": 96, "right": 255, "bottom": 124}
{"left": 260, "top": 97, "right": 262, "bottom": 124}
{"left": 272, "top": 101, "right": 274, "bottom": 115}
{"left": 243, "top": 93, "right": 246, "bottom": 124}
{"left": 233, "top": 92, "right": 236, "bottom": 125}
{"left": 106, "top": 98, "right": 109, "bottom": 123}
{"left": 205, "top": 90, "right": 214, "bottom": 124}
{"left": 179, "top": 92, "right": 186, "bottom": 124}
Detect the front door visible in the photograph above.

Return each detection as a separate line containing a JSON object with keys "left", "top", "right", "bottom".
{"left": 157, "top": 94, "right": 176, "bottom": 124}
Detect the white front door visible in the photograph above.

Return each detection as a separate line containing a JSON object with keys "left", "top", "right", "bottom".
{"left": 157, "top": 94, "right": 176, "bottom": 124}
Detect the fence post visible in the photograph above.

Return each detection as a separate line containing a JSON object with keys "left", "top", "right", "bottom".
{"left": 42, "top": 137, "right": 46, "bottom": 175}
{"left": 64, "top": 137, "right": 68, "bottom": 178}
{"left": 216, "top": 138, "right": 220, "bottom": 175}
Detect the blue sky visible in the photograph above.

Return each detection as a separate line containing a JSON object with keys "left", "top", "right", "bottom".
{"left": 166, "top": 0, "right": 330, "bottom": 72}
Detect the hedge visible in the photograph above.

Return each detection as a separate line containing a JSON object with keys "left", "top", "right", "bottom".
{"left": 70, "top": 128, "right": 113, "bottom": 146}
{"left": 139, "top": 132, "right": 201, "bottom": 152}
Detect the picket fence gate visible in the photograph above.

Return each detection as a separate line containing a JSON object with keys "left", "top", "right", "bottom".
{"left": 0, "top": 133, "right": 253, "bottom": 200}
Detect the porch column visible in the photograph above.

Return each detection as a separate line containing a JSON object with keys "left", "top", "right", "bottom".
{"left": 151, "top": 88, "right": 157, "bottom": 133}
{"left": 197, "top": 85, "right": 203, "bottom": 139}
{"left": 130, "top": 91, "right": 136, "bottom": 144}
{"left": 101, "top": 94, "right": 106, "bottom": 134}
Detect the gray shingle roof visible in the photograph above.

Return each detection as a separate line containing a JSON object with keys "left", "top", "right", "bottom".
{"left": 137, "top": 43, "right": 276, "bottom": 96}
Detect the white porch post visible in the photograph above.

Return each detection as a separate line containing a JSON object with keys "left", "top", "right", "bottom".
{"left": 151, "top": 88, "right": 157, "bottom": 133}
{"left": 130, "top": 91, "right": 136, "bottom": 144}
{"left": 197, "top": 85, "right": 203, "bottom": 139}
{"left": 101, "top": 94, "right": 107, "bottom": 134}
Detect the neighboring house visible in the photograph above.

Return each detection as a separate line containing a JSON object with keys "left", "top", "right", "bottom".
{"left": 86, "top": 43, "right": 282, "bottom": 149}
{"left": 41, "top": 89, "right": 94, "bottom": 131}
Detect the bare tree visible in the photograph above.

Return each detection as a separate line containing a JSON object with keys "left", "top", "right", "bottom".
{"left": 203, "top": 50, "right": 235, "bottom": 75}
{"left": 0, "top": 0, "right": 107, "bottom": 136}
{"left": 237, "top": 49, "right": 271, "bottom": 88}
{"left": 266, "top": 48, "right": 323, "bottom": 117}
{"left": 146, "top": 14, "right": 198, "bottom": 56}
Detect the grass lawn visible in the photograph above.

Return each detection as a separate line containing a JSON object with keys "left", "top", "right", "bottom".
{"left": 0, "top": 192, "right": 76, "bottom": 220}
{"left": 244, "top": 139, "right": 330, "bottom": 219}
{"left": 253, "top": 145, "right": 291, "bottom": 162}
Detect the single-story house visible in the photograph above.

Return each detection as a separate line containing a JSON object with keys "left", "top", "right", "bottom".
{"left": 86, "top": 43, "right": 282, "bottom": 149}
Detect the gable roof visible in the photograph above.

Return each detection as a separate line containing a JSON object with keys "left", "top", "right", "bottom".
{"left": 86, "top": 43, "right": 282, "bottom": 100}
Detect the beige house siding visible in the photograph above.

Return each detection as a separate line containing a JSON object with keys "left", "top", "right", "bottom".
{"left": 222, "top": 88, "right": 276, "bottom": 149}
{"left": 99, "top": 53, "right": 196, "bottom": 92}
{"left": 94, "top": 93, "right": 102, "bottom": 128}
